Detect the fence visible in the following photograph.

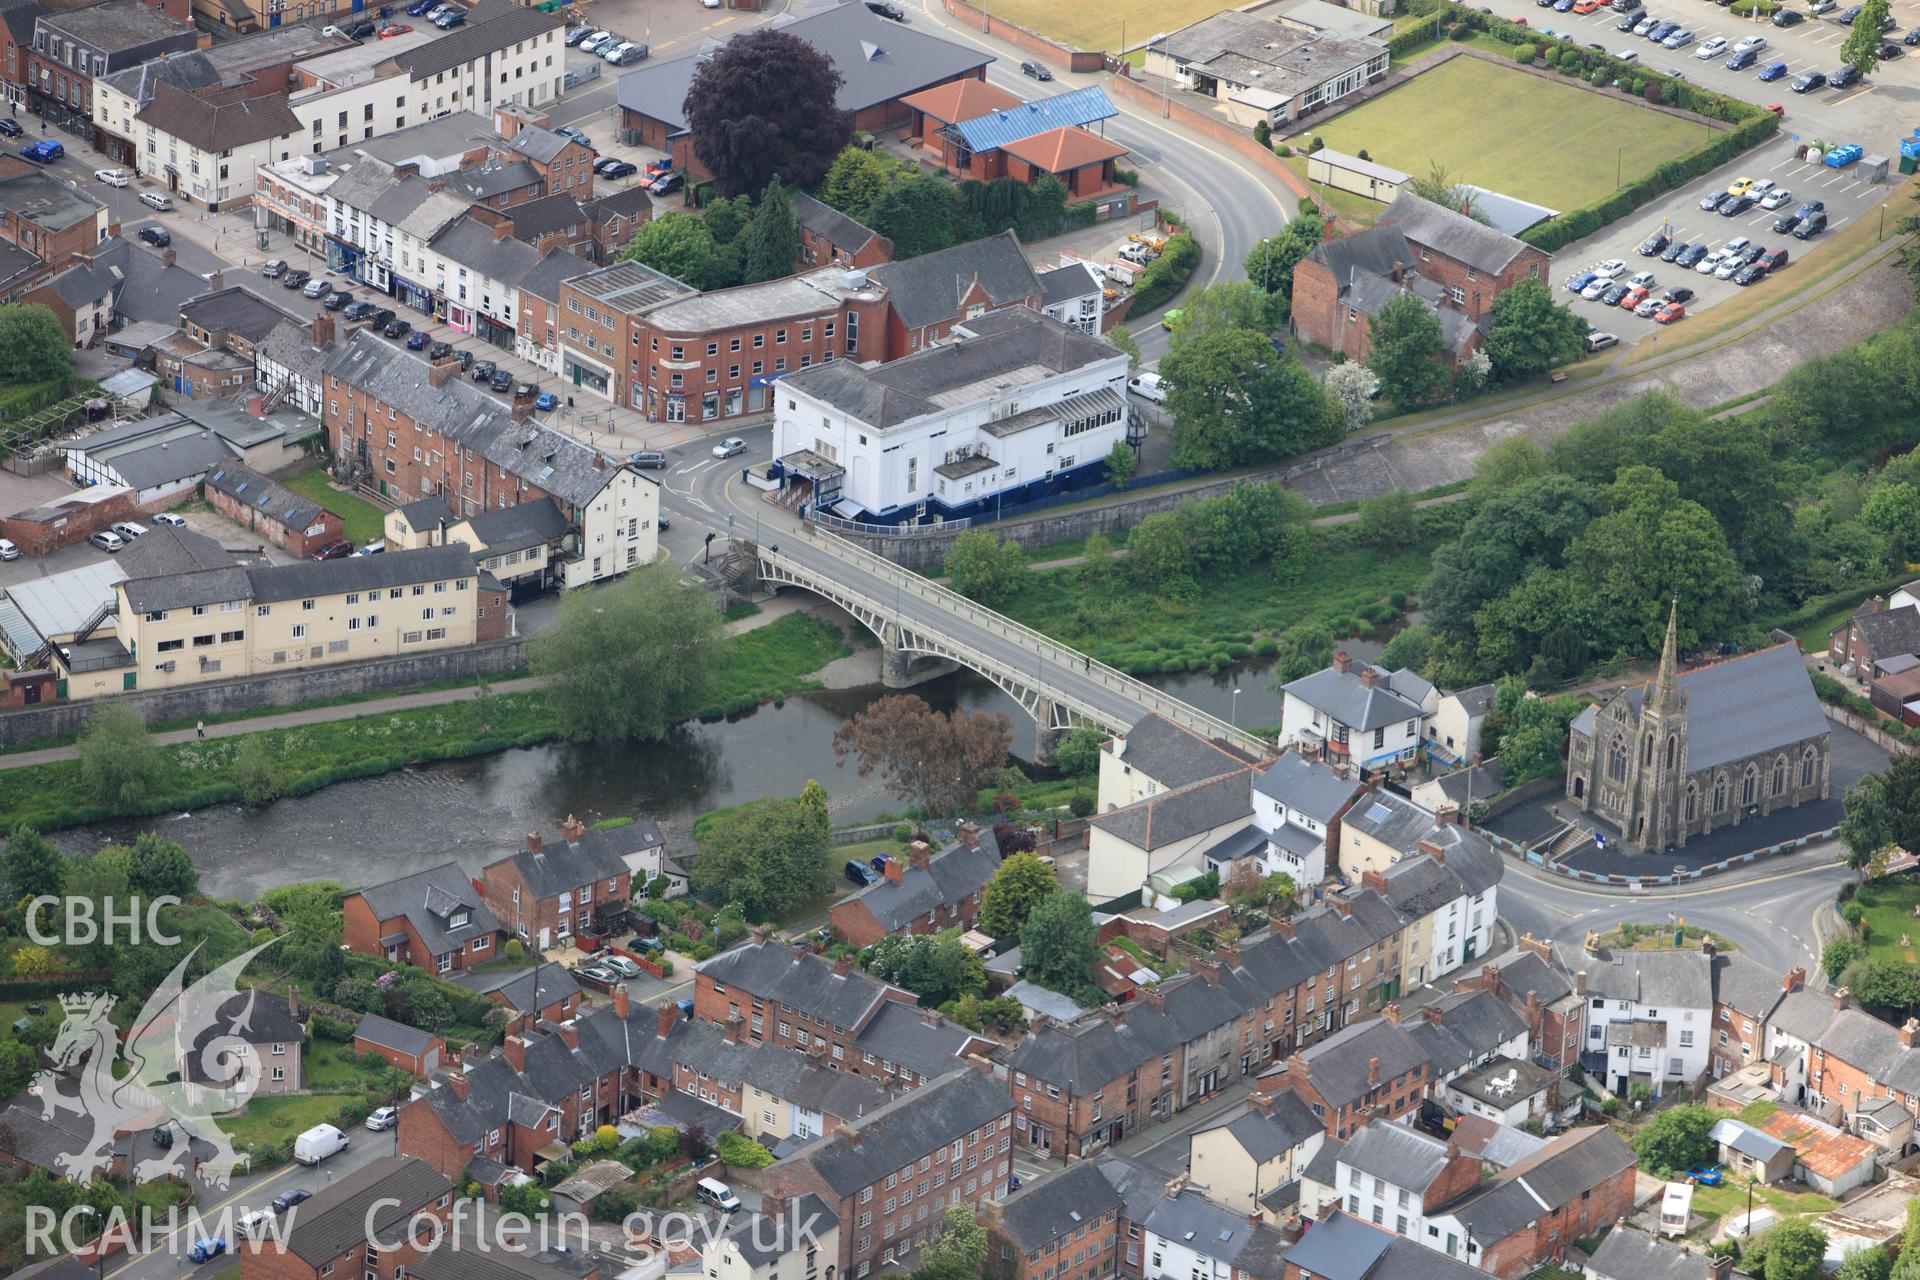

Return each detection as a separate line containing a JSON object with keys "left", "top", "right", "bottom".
{"left": 1481, "top": 824, "right": 1839, "bottom": 889}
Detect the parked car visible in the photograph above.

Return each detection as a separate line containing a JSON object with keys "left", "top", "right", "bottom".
{"left": 565, "top": 24, "right": 596, "bottom": 44}
{"left": 88, "top": 530, "right": 126, "bottom": 553}
{"left": 1880, "top": 40, "right": 1904, "bottom": 58}
{"left": 110, "top": 521, "right": 148, "bottom": 540}
{"left": 632, "top": 935, "right": 666, "bottom": 954}
{"left": 0, "top": 538, "right": 21, "bottom": 560}
{"left": 1619, "top": 285, "right": 1650, "bottom": 309}
{"left": 354, "top": 540, "right": 386, "bottom": 556}
{"left": 0, "top": 119, "right": 20, "bottom": 137}
{"left": 648, "top": 171, "right": 683, "bottom": 195}
{"left": 303, "top": 277, "right": 331, "bottom": 298}
{"left": 471, "top": 359, "right": 497, "bottom": 382}
{"left": 490, "top": 369, "right": 514, "bottom": 392}
{"left": 1733, "top": 32, "right": 1768, "bottom": 51}
{"left": 311, "top": 540, "right": 354, "bottom": 561}
{"left": 405, "top": 330, "right": 428, "bottom": 350}
{"left": 580, "top": 29, "right": 613, "bottom": 49}
{"left": 188, "top": 1239, "right": 227, "bottom": 1264}
{"left": 1732, "top": 261, "right": 1767, "bottom": 285}
{"left": 1793, "top": 212, "right": 1828, "bottom": 238}
{"left": 344, "top": 300, "right": 377, "bottom": 319}
{"left": 1687, "top": 1165, "right": 1725, "bottom": 1186}
{"left": 1585, "top": 331, "right": 1619, "bottom": 351}
{"left": 1757, "top": 247, "right": 1790, "bottom": 271}
{"left": 1771, "top": 5, "right": 1803, "bottom": 21}
{"left": 1664, "top": 286, "right": 1694, "bottom": 304}
{"left": 139, "top": 226, "right": 171, "bottom": 248}
{"left": 382, "top": 318, "right": 411, "bottom": 339}
{"left": 1694, "top": 35, "right": 1727, "bottom": 56}
{"left": 1790, "top": 70, "right": 1827, "bottom": 91}
{"left": 1698, "top": 189, "right": 1730, "bottom": 212}
{"left": 534, "top": 392, "right": 558, "bottom": 410}
{"left": 1675, "top": 242, "right": 1709, "bottom": 267}
{"left": 1020, "top": 60, "right": 1053, "bottom": 79}
{"left": 1660, "top": 240, "right": 1690, "bottom": 263}
{"left": 1646, "top": 19, "right": 1678, "bottom": 39}
{"left": 600, "top": 40, "right": 636, "bottom": 60}
{"left": 18, "top": 140, "right": 62, "bottom": 163}
{"left": 1773, "top": 210, "right": 1804, "bottom": 233}
{"left": 1758, "top": 58, "right": 1789, "bottom": 78}
{"left": 845, "top": 860, "right": 879, "bottom": 886}
{"left": 1830, "top": 64, "right": 1862, "bottom": 88}
{"left": 1840, "top": 3, "right": 1862, "bottom": 19}
{"left": 1617, "top": 10, "right": 1641, "bottom": 27}
{"left": 1654, "top": 301, "right": 1686, "bottom": 324}
{"left": 867, "top": 0, "right": 907, "bottom": 16}
{"left": 1726, "top": 46, "right": 1759, "bottom": 68}
{"left": 1626, "top": 269, "right": 1656, "bottom": 289}
{"left": 272, "top": 1188, "right": 315, "bottom": 1212}
{"left": 153, "top": 513, "right": 188, "bottom": 528}
{"left": 1634, "top": 295, "right": 1666, "bottom": 316}
{"left": 1566, "top": 269, "right": 1600, "bottom": 292}
{"left": 379, "top": 22, "right": 411, "bottom": 35}
{"left": 628, "top": 449, "right": 668, "bottom": 468}
{"left": 1581, "top": 277, "right": 1612, "bottom": 300}
{"left": 1809, "top": 0, "right": 1836, "bottom": 13}
{"left": 283, "top": 269, "right": 311, "bottom": 289}
{"left": 1720, "top": 193, "right": 1756, "bottom": 216}
{"left": 712, "top": 436, "right": 746, "bottom": 459}
{"left": 1599, "top": 282, "right": 1631, "bottom": 305}
{"left": 600, "top": 159, "right": 639, "bottom": 178}
{"left": 1633, "top": 13, "right": 1660, "bottom": 32}
{"left": 93, "top": 167, "right": 130, "bottom": 187}
{"left": 429, "top": 340, "right": 452, "bottom": 360}
{"left": 365, "top": 1107, "right": 398, "bottom": 1131}
{"left": 1591, "top": 258, "right": 1627, "bottom": 277}
{"left": 371, "top": 308, "right": 396, "bottom": 327}
{"left": 433, "top": 10, "right": 464, "bottom": 26}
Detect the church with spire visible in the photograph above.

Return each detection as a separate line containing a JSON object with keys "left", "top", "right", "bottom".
{"left": 1562, "top": 604, "right": 1833, "bottom": 852}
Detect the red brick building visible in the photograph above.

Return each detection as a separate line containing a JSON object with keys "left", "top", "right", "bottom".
{"left": 757, "top": 1065, "right": 1015, "bottom": 1280}
{"left": 1436, "top": 1126, "right": 1637, "bottom": 1279}
{"left": 794, "top": 192, "right": 892, "bottom": 272}
{"left": 478, "top": 819, "right": 634, "bottom": 952}
{"left": 342, "top": 860, "right": 503, "bottom": 974}
{"left": 22, "top": 0, "right": 198, "bottom": 135}
{"left": 901, "top": 81, "right": 1134, "bottom": 212}
{"left": 355, "top": 1013, "right": 447, "bottom": 1076}
{"left": 1257, "top": 1016, "right": 1430, "bottom": 1141}
{"left": 986, "top": 1151, "right": 1163, "bottom": 1280}
{"left": 829, "top": 834, "right": 998, "bottom": 949}
{"left": 205, "top": 463, "right": 344, "bottom": 558}
{"left": 1451, "top": 933, "right": 1585, "bottom": 1071}
{"left": 0, "top": 161, "right": 112, "bottom": 270}
{"left": 1291, "top": 192, "right": 1550, "bottom": 369}
{"left": 1828, "top": 596, "right": 1920, "bottom": 676}
{"left": 238, "top": 1157, "right": 452, "bottom": 1280}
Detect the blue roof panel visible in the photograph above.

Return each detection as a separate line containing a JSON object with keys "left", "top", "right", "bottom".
{"left": 948, "top": 84, "right": 1117, "bottom": 153}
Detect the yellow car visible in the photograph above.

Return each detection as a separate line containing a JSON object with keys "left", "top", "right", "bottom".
{"left": 1726, "top": 176, "right": 1756, "bottom": 196}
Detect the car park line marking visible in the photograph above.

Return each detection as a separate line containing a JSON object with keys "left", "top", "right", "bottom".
{"left": 1834, "top": 84, "right": 1877, "bottom": 102}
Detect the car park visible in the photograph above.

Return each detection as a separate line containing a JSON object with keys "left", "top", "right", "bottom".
{"left": 88, "top": 531, "right": 125, "bottom": 553}
{"left": 382, "top": 318, "right": 411, "bottom": 338}
{"left": 311, "top": 540, "right": 353, "bottom": 561}
{"left": 712, "top": 437, "right": 746, "bottom": 459}
{"left": 284, "top": 269, "right": 310, "bottom": 289}
{"left": 1720, "top": 193, "right": 1756, "bottom": 216}
{"left": 1793, "top": 212, "right": 1827, "bottom": 238}
{"left": 1791, "top": 71, "right": 1827, "bottom": 91}
{"left": 1694, "top": 35, "right": 1727, "bottom": 56}
{"left": 1758, "top": 58, "right": 1789, "bottom": 79}
{"left": 1830, "top": 64, "right": 1862, "bottom": 88}
{"left": 1654, "top": 301, "right": 1686, "bottom": 324}
{"left": 138, "top": 226, "right": 171, "bottom": 248}
{"left": 1636, "top": 232, "right": 1668, "bottom": 256}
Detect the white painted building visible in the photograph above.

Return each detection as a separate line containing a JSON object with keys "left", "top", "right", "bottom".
{"left": 1566, "top": 946, "right": 1713, "bottom": 1098}
{"left": 1247, "top": 749, "right": 1363, "bottom": 887}
{"left": 771, "top": 307, "right": 1129, "bottom": 524}
{"left": 1278, "top": 652, "right": 1431, "bottom": 771}
{"left": 1037, "top": 260, "right": 1104, "bottom": 335}
{"left": 1426, "top": 682, "right": 1494, "bottom": 770}
{"left": 1142, "top": 1191, "right": 1291, "bottom": 1280}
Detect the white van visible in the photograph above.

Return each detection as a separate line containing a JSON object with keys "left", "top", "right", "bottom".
{"left": 236, "top": 1210, "right": 273, "bottom": 1238}
{"left": 696, "top": 1177, "right": 742, "bottom": 1213}
{"left": 138, "top": 191, "right": 173, "bottom": 212}
{"left": 1127, "top": 372, "right": 1167, "bottom": 403}
{"left": 292, "top": 1124, "right": 349, "bottom": 1166}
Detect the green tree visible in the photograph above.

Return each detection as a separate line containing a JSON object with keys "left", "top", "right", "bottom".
{"left": 1127, "top": 513, "right": 1195, "bottom": 593}
{"left": 1241, "top": 215, "right": 1324, "bottom": 322}
{"left": 2, "top": 825, "right": 67, "bottom": 906}
{"left": 703, "top": 195, "right": 751, "bottom": 246}
{"left": 820, "top": 145, "right": 900, "bottom": 217}
{"left": 1630, "top": 1103, "right": 1719, "bottom": 1176}
{"left": 1861, "top": 481, "right": 1920, "bottom": 566}
{"left": 0, "top": 1037, "right": 36, "bottom": 1100}
{"left": 919, "top": 1205, "right": 990, "bottom": 1280}
{"left": 1105, "top": 440, "right": 1137, "bottom": 490}
{"left": 1841, "top": 772, "right": 1893, "bottom": 875}
{"left": 126, "top": 832, "right": 196, "bottom": 900}
{"left": 0, "top": 303, "right": 73, "bottom": 384}
{"left": 1324, "top": 361, "right": 1378, "bottom": 434}
{"left": 1378, "top": 624, "right": 1430, "bottom": 674}
{"left": 683, "top": 27, "right": 852, "bottom": 196}
{"left": 1168, "top": 281, "right": 1276, "bottom": 349}
{"left": 798, "top": 778, "right": 831, "bottom": 838}
{"left": 741, "top": 178, "right": 801, "bottom": 284}
{"left": 1405, "top": 161, "right": 1490, "bottom": 225}
{"left": 1051, "top": 724, "right": 1107, "bottom": 787}
{"left": 77, "top": 700, "right": 160, "bottom": 809}
{"left": 230, "top": 734, "right": 284, "bottom": 806}
{"left": 1356, "top": 490, "right": 1417, "bottom": 550}
{"left": 867, "top": 174, "right": 959, "bottom": 258}
{"left": 1020, "top": 892, "right": 1101, "bottom": 1004}
{"left": 530, "top": 559, "right": 725, "bottom": 741}
{"left": 1162, "top": 331, "right": 1341, "bottom": 470}
{"left": 1425, "top": 474, "right": 1599, "bottom": 638}
{"left": 1109, "top": 325, "right": 1142, "bottom": 371}
{"left": 1842, "top": 0, "right": 1889, "bottom": 75}
{"left": 1764, "top": 1220, "right": 1829, "bottom": 1280}
{"left": 275, "top": 883, "right": 342, "bottom": 988}
{"left": 1840, "top": 1245, "right": 1892, "bottom": 1280}
{"left": 866, "top": 933, "right": 986, "bottom": 1005}
{"left": 715, "top": 1131, "right": 775, "bottom": 1168}
{"left": 1824, "top": 936, "right": 1864, "bottom": 984}
{"left": 978, "top": 852, "right": 1060, "bottom": 940}
{"left": 1022, "top": 174, "right": 1068, "bottom": 239}
{"left": 621, "top": 212, "right": 724, "bottom": 288}
{"left": 1468, "top": 436, "right": 1550, "bottom": 500}
{"left": 689, "top": 796, "right": 834, "bottom": 920}
{"left": 1367, "top": 291, "right": 1448, "bottom": 408}
{"left": 1485, "top": 279, "right": 1588, "bottom": 382}
{"left": 943, "top": 529, "right": 1027, "bottom": 605}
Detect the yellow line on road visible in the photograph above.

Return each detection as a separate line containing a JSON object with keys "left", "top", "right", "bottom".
{"left": 105, "top": 1164, "right": 300, "bottom": 1278}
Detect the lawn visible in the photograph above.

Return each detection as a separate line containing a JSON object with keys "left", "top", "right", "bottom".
{"left": 1287, "top": 55, "right": 1711, "bottom": 209}
{"left": 982, "top": 0, "right": 1231, "bottom": 52}
{"left": 1848, "top": 879, "right": 1920, "bottom": 964}
{"left": 215, "top": 1093, "right": 359, "bottom": 1151}
{"left": 280, "top": 468, "right": 388, "bottom": 545}
{"left": 1686, "top": 1178, "right": 1836, "bottom": 1230}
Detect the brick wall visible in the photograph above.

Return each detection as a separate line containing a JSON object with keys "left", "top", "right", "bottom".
{"left": 0, "top": 488, "right": 138, "bottom": 557}
{"left": 940, "top": 0, "right": 1104, "bottom": 72}
{"left": 1107, "top": 73, "right": 1313, "bottom": 208}
{"left": 207, "top": 485, "right": 343, "bottom": 557}
{"left": 355, "top": 1030, "right": 444, "bottom": 1075}
{"left": 1474, "top": 1161, "right": 1635, "bottom": 1280}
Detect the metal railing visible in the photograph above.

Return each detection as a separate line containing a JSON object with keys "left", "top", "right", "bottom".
{"left": 779, "top": 523, "right": 1272, "bottom": 757}
{"left": 811, "top": 511, "right": 974, "bottom": 537}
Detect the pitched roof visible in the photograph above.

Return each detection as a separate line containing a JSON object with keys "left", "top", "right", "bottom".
{"left": 1713, "top": 954, "right": 1791, "bottom": 1021}
{"left": 355, "top": 1013, "right": 438, "bottom": 1057}
{"left": 449, "top": 963, "right": 580, "bottom": 1014}
{"left": 1038, "top": 261, "right": 1102, "bottom": 308}
{"left": 1598, "top": 643, "right": 1829, "bottom": 774}
{"left": 136, "top": 82, "right": 301, "bottom": 152}
{"left": 1195, "top": 1090, "right": 1321, "bottom": 1163}
{"left": 698, "top": 938, "right": 900, "bottom": 1033}
{"left": 867, "top": 230, "right": 1041, "bottom": 331}
{"left": 276, "top": 1157, "right": 452, "bottom": 1263}
{"left": 1089, "top": 769, "right": 1254, "bottom": 851}
{"left": 1571, "top": 947, "right": 1714, "bottom": 1009}
{"left": 1143, "top": 1191, "right": 1290, "bottom": 1273}
{"left": 488, "top": 831, "right": 631, "bottom": 902}
{"left": 389, "top": 3, "right": 561, "bottom": 80}
{"left": 1116, "top": 712, "right": 1260, "bottom": 790}
{"left": 1338, "top": 1120, "right": 1451, "bottom": 1193}
{"left": 898, "top": 76, "right": 1021, "bottom": 124}
{"left": 1589, "top": 1228, "right": 1735, "bottom": 1280}
{"left": 779, "top": 1068, "right": 1009, "bottom": 1197}
{"left": 841, "top": 841, "right": 998, "bottom": 932}
{"left": 179, "top": 286, "right": 300, "bottom": 344}
{"left": 504, "top": 192, "right": 590, "bottom": 239}
{"left": 1407, "top": 989, "right": 1528, "bottom": 1077}
{"left": 994, "top": 1153, "right": 1162, "bottom": 1250}
{"left": 849, "top": 997, "right": 977, "bottom": 1078}
{"left": 351, "top": 860, "right": 501, "bottom": 957}
{"left": 1376, "top": 191, "right": 1533, "bottom": 276}
{"left": 792, "top": 191, "right": 883, "bottom": 254}
{"left": 998, "top": 126, "right": 1129, "bottom": 173}
{"left": 118, "top": 526, "right": 236, "bottom": 579}
{"left": 101, "top": 431, "right": 235, "bottom": 490}
{"left": 205, "top": 463, "right": 327, "bottom": 532}
{"left": 1288, "top": 1016, "right": 1428, "bottom": 1110}
{"left": 1282, "top": 661, "right": 1423, "bottom": 731}
{"left": 184, "top": 990, "right": 304, "bottom": 1082}
{"left": 453, "top": 497, "right": 570, "bottom": 557}
{"left": 245, "top": 545, "right": 479, "bottom": 605}
{"left": 1448, "top": 1114, "right": 1548, "bottom": 1168}
{"left": 1449, "top": 1126, "right": 1636, "bottom": 1243}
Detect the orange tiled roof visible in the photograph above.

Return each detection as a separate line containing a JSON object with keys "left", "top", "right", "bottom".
{"left": 1759, "top": 1108, "right": 1875, "bottom": 1179}
{"left": 900, "top": 78, "right": 1022, "bottom": 125}
{"left": 999, "top": 125, "right": 1129, "bottom": 173}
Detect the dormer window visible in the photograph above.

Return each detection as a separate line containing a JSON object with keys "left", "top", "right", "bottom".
{"left": 448, "top": 909, "right": 469, "bottom": 929}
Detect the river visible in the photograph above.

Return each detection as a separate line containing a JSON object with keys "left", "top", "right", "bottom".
{"left": 53, "top": 634, "right": 1393, "bottom": 901}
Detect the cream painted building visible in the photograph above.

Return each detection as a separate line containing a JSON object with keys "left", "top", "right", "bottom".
{"left": 1186, "top": 1090, "right": 1324, "bottom": 1220}
{"left": 703, "top": 1195, "right": 841, "bottom": 1280}
{"left": 55, "top": 542, "right": 501, "bottom": 698}
{"left": 1086, "top": 772, "right": 1253, "bottom": 903}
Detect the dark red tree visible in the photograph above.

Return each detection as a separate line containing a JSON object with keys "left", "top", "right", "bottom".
{"left": 682, "top": 28, "right": 853, "bottom": 197}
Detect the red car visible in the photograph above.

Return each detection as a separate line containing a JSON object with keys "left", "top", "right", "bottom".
{"left": 311, "top": 540, "right": 354, "bottom": 560}
{"left": 1618, "top": 285, "right": 1650, "bottom": 310}
{"left": 378, "top": 22, "right": 411, "bottom": 35}
{"left": 1654, "top": 302, "right": 1686, "bottom": 325}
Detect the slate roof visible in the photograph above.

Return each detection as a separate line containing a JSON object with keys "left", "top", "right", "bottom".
{"left": 277, "top": 1157, "right": 451, "bottom": 1263}
{"left": 257, "top": 318, "right": 332, "bottom": 385}
{"left": 101, "top": 431, "right": 235, "bottom": 490}
{"left": 792, "top": 191, "right": 883, "bottom": 255}
{"left": 184, "top": 990, "right": 304, "bottom": 1083}
{"left": 1767, "top": 987, "right": 1838, "bottom": 1043}
{"left": 713, "top": 1193, "right": 839, "bottom": 1270}
{"left": 117, "top": 526, "right": 236, "bottom": 579}
{"left": 1117, "top": 712, "right": 1260, "bottom": 790}
{"left": 1376, "top": 191, "right": 1534, "bottom": 277}
{"left": 698, "top": 938, "right": 898, "bottom": 1033}
{"left": 506, "top": 124, "right": 571, "bottom": 165}
{"left": 1407, "top": 989, "right": 1528, "bottom": 1078}
{"left": 1283, "top": 662, "right": 1424, "bottom": 732}
{"left": 1339, "top": 1119, "right": 1451, "bottom": 1192}
{"left": 1587, "top": 644, "right": 1829, "bottom": 774}
{"left": 994, "top": 1152, "right": 1161, "bottom": 1250}
{"left": 205, "top": 464, "right": 328, "bottom": 533}
{"left": 1277, "top": 1210, "right": 1392, "bottom": 1280}
{"left": 615, "top": 1, "right": 993, "bottom": 132}
{"left": 245, "top": 545, "right": 479, "bottom": 606}
{"left": 1448, "top": 1113, "right": 1548, "bottom": 1168}
{"left": 1202, "top": 1090, "right": 1321, "bottom": 1163}
{"left": 489, "top": 831, "right": 631, "bottom": 902}
{"left": 1488, "top": 949, "right": 1574, "bottom": 1005}
{"left": 1286, "top": 1016, "right": 1428, "bottom": 1110}
{"left": 180, "top": 287, "right": 300, "bottom": 345}
{"left": 583, "top": 185, "right": 653, "bottom": 226}
{"left": 1572, "top": 947, "right": 1714, "bottom": 1010}
{"left": 352, "top": 861, "right": 500, "bottom": 957}
{"left": 1142, "top": 1191, "right": 1290, "bottom": 1275}
{"left": 1589, "top": 1228, "right": 1731, "bottom": 1280}
{"left": 450, "top": 963, "right": 581, "bottom": 1014}
{"left": 1254, "top": 751, "right": 1360, "bottom": 820}
{"left": 1038, "top": 260, "right": 1103, "bottom": 309}
{"left": 780, "top": 1067, "right": 1009, "bottom": 1197}
{"left": 867, "top": 230, "right": 1041, "bottom": 332}
{"left": 842, "top": 840, "right": 998, "bottom": 932}
{"left": 37, "top": 0, "right": 192, "bottom": 52}
{"left": 1090, "top": 769, "right": 1255, "bottom": 851}
{"left": 323, "top": 330, "right": 631, "bottom": 508}
{"left": 429, "top": 213, "right": 543, "bottom": 287}
{"left": 1428, "top": 760, "right": 1504, "bottom": 811}
{"left": 1843, "top": 602, "right": 1920, "bottom": 664}
{"left": 137, "top": 82, "right": 300, "bottom": 152}
{"left": 389, "top": 4, "right": 562, "bottom": 81}
{"left": 1713, "top": 954, "right": 1791, "bottom": 1021}
{"left": 849, "top": 997, "right": 976, "bottom": 1079}
{"left": 504, "top": 193, "right": 589, "bottom": 240}
{"left": 355, "top": 1013, "right": 438, "bottom": 1057}
{"left": 454, "top": 496, "right": 569, "bottom": 557}
{"left": 1449, "top": 1126, "right": 1636, "bottom": 1244}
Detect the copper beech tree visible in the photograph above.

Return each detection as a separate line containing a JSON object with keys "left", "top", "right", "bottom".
{"left": 831, "top": 695, "right": 1013, "bottom": 818}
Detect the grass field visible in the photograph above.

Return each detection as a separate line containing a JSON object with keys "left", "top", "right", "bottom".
{"left": 1849, "top": 879, "right": 1920, "bottom": 964}
{"left": 280, "top": 468, "right": 387, "bottom": 545}
{"left": 982, "top": 0, "right": 1230, "bottom": 52}
{"left": 1288, "top": 56, "right": 1709, "bottom": 209}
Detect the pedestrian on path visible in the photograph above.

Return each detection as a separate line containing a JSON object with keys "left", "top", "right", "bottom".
{"left": 196, "top": 720, "right": 205, "bottom": 738}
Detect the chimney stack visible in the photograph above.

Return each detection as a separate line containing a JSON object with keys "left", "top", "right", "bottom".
{"left": 1517, "top": 933, "right": 1551, "bottom": 963}
{"left": 760, "top": 1190, "right": 789, "bottom": 1223}
{"left": 312, "top": 312, "right": 335, "bottom": 350}
{"left": 1367, "top": 1056, "right": 1380, "bottom": 1087}
{"left": 1418, "top": 836, "right": 1446, "bottom": 861}
{"left": 1784, "top": 966, "right": 1806, "bottom": 992}
{"left": 1834, "top": 986, "right": 1851, "bottom": 1010}
{"left": 1332, "top": 650, "right": 1352, "bottom": 674}
{"left": 287, "top": 985, "right": 299, "bottom": 1019}
{"left": 560, "top": 813, "right": 586, "bottom": 843}
{"left": 446, "top": 1064, "right": 471, "bottom": 1100}
{"left": 1700, "top": 936, "right": 1718, "bottom": 957}
{"left": 834, "top": 954, "right": 852, "bottom": 978}
{"left": 1214, "top": 941, "right": 1240, "bottom": 969}
{"left": 883, "top": 857, "right": 904, "bottom": 885}
{"left": 655, "top": 1000, "right": 677, "bottom": 1038}
{"left": 1575, "top": 970, "right": 1588, "bottom": 998}
{"left": 1270, "top": 913, "right": 1296, "bottom": 941}
{"left": 526, "top": 831, "right": 543, "bottom": 856}
{"left": 1709, "top": 1257, "right": 1735, "bottom": 1280}
{"left": 1902, "top": 1018, "right": 1920, "bottom": 1050}
{"left": 593, "top": 450, "right": 605, "bottom": 471}
{"left": 725, "top": 1015, "right": 745, "bottom": 1045}
{"left": 1382, "top": 1002, "right": 1403, "bottom": 1024}
{"left": 550, "top": 1019, "right": 578, "bottom": 1049}
{"left": 1360, "top": 869, "right": 1388, "bottom": 896}
{"left": 1436, "top": 802, "right": 1460, "bottom": 826}
{"left": 1422, "top": 1003, "right": 1444, "bottom": 1026}
{"left": 1359, "top": 667, "right": 1379, "bottom": 688}
{"left": 958, "top": 821, "right": 981, "bottom": 849}
{"left": 909, "top": 840, "right": 932, "bottom": 872}
{"left": 207, "top": 269, "right": 223, "bottom": 292}
{"left": 1331, "top": 896, "right": 1351, "bottom": 919}
{"left": 429, "top": 360, "right": 455, "bottom": 387}
{"left": 1191, "top": 955, "right": 1222, "bottom": 985}
{"left": 1249, "top": 1091, "right": 1274, "bottom": 1118}
{"left": 614, "top": 983, "right": 630, "bottom": 1021}
{"left": 162, "top": 249, "right": 176, "bottom": 267}
{"left": 493, "top": 220, "right": 514, "bottom": 243}
{"left": 501, "top": 1035, "right": 527, "bottom": 1072}
{"left": 751, "top": 924, "right": 772, "bottom": 944}
{"left": 1141, "top": 985, "right": 1166, "bottom": 1013}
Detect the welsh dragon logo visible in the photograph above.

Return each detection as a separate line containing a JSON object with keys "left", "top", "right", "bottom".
{"left": 31, "top": 939, "right": 279, "bottom": 1189}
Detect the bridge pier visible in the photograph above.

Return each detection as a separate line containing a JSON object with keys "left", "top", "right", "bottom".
{"left": 1033, "top": 700, "right": 1061, "bottom": 767}
{"left": 882, "top": 639, "right": 959, "bottom": 690}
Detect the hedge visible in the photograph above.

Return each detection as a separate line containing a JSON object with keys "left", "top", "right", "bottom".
{"left": 1130, "top": 230, "right": 1201, "bottom": 312}
{"left": 1388, "top": 12, "right": 1443, "bottom": 55}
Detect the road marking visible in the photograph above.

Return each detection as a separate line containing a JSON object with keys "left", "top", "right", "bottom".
{"left": 1834, "top": 83, "right": 1877, "bottom": 102}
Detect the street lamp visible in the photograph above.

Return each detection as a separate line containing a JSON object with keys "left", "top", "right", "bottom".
{"left": 1231, "top": 687, "right": 1242, "bottom": 727}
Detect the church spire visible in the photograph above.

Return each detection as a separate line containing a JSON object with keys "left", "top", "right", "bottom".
{"left": 1653, "top": 598, "right": 1680, "bottom": 712}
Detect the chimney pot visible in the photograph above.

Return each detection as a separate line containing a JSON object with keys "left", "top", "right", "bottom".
{"left": 883, "top": 857, "right": 904, "bottom": 885}
{"left": 207, "top": 269, "right": 223, "bottom": 292}
{"left": 593, "top": 450, "right": 605, "bottom": 471}
{"left": 1834, "top": 986, "right": 1851, "bottom": 1010}
{"left": 1359, "top": 667, "right": 1379, "bottom": 688}
{"left": 1332, "top": 650, "right": 1352, "bottom": 673}
{"left": 655, "top": 1000, "right": 676, "bottom": 1037}
{"left": 1367, "top": 1056, "right": 1380, "bottom": 1086}
{"left": 614, "top": 983, "right": 630, "bottom": 1021}
{"left": 1784, "top": 966, "right": 1806, "bottom": 992}
{"left": 909, "top": 840, "right": 932, "bottom": 871}
{"left": 959, "top": 821, "right": 982, "bottom": 849}
{"left": 527, "top": 831, "right": 543, "bottom": 856}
